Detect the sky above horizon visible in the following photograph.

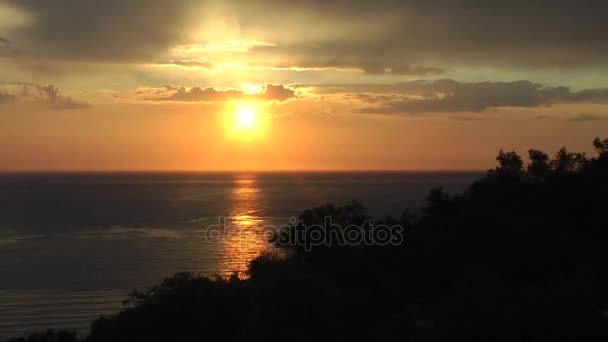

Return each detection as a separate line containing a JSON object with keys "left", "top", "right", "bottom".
{"left": 1, "top": 0, "right": 608, "bottom": 171}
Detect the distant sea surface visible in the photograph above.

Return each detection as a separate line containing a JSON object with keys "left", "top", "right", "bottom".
{"left": 0, "top": 171, "right": 480, "bottom": 339}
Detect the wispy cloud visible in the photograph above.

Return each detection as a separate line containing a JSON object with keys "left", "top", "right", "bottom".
{"left": 139, "top": 84, "right": 296, "bottom": 103}
{"left": 0, "top": 82, "right": 91, "bottom": 110}
{"left": 155, "top": 59, "right": 213, "bottom": 69}
{"left": 306, "top": 79, "right": 608, "bottom": 114}
{"left": 568, "top": 113, "right": 604, "bottom": 122}
{"left": 246, "top": 60, "right": 444, "bottom": 76}
{"left": 0, "top": 91, "right": 15, "bottom": 104}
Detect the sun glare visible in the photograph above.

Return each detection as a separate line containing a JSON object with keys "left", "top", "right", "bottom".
{"left": 237, "top": 108, "right": 255, "bottom": 127}
{"left": 223, "top": 101, "right": 267, "bottom": 141}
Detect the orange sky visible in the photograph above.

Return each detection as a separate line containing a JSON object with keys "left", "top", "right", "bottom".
{"left": 1, "top": 1, "right": 608, "bottom": 171}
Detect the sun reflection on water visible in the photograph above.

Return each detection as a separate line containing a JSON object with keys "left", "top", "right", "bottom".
{"left": 216, "top": 174, "right": 275, "bottom": 277}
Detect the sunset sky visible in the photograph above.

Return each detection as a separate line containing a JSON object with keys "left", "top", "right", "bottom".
{"left": 1, "top": 0, "right": 607, "bottom": 171}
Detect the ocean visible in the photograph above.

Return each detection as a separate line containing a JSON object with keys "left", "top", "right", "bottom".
{"left": 0, "top": 171, "right": 480, "bottom": 339}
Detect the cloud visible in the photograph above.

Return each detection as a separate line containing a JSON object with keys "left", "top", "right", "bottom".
{"left": 248, "top": 59, "right": 443, "bottom": 76}
{"left": 308, "top": 79, "right": 608, "bottom": 114}
{"left": 36, "top": 84, "right": 92, "bottom": 110}
{"left": 0, "top": 91, "right": 16, "bottom": 104}
{"left": 5, "top": 0, "right": 608, "bottom": 71}
{"left": 448, "top": 115, "right": 490, "bottom": 122}
{"left": 261, "top": 84, "right": 296, "bottom": 101}
{"left": 237, "top": 0, "right": 608, "bottom": 69}
{"left": 173, "top": 41, "right": 277, "bottom": 54}
{"left": 368, "top": 64, "right": 443, "bottom": 76}
{"left": 0, "top": 82, "right": 91, "bottom": 109}
{"left": 568, "top": 113, "right": 605, "bottom": 122}
{"left": 158, "top": 87, "right": 243, "bottom": 102}
{"left": 156, "top": 59, "right": 213, "bottom": 69}
{"left": 5, "top": 0, "right": 199, "bottom": 61}
{"left": 144, "top": 84, "right": 296, "bottom": 103}
{"left": 0, "top": 36, "right": 20, "bottom": 57}
{"left": 271, "top": 111, "right": 295, "bottom": 119}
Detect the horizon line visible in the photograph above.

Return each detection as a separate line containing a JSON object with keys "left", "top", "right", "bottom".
{"left": 0, "top": 168, "right": 487, "bottom": 174}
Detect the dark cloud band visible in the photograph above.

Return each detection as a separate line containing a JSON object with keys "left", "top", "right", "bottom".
{"left": 6, "top": 0, "right": 608, "bottom": 70}
{"left": 0, "top": 82, "right": 91, "bottom": 110}
{"left": 145, "top": 84, "right": 296, "bottom": 103}
{"left": 308, "top": 79, "right": 608, "bottom": 114}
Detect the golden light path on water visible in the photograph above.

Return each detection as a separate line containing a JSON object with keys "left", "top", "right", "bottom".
{"left": 216, "top": 175, "right": 277, "bottom": 277}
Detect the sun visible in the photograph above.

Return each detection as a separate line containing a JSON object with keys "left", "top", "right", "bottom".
{"left": 223, "top": 101, "right": 267, "bottom": 141}
{"left": 237, "top": 108, "right": 255, "bottom": 127}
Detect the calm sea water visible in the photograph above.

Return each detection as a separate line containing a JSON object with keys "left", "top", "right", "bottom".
{"left": 0, "top": 171, "right": 479, "bottom": 339}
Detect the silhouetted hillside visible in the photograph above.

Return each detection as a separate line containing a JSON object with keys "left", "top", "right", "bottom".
{"left": 8, "top": 137, "right": 608, "bottom": 342}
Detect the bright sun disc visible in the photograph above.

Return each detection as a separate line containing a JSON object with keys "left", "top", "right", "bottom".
{"left": 237, "top": 108, "right": 255, "bottom": 126}
{"left": 223, "top": 101, "right": 267, "bottom": 141}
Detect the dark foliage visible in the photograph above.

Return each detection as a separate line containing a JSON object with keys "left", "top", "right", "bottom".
{"left": 6, "top": 330, "right": 77, "bottom": 342}
{"left": 88, "top": 273, "right": 248, "bottom": 342}
{"left": 8, "top": 137, "right": 608, "bottom": 342}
